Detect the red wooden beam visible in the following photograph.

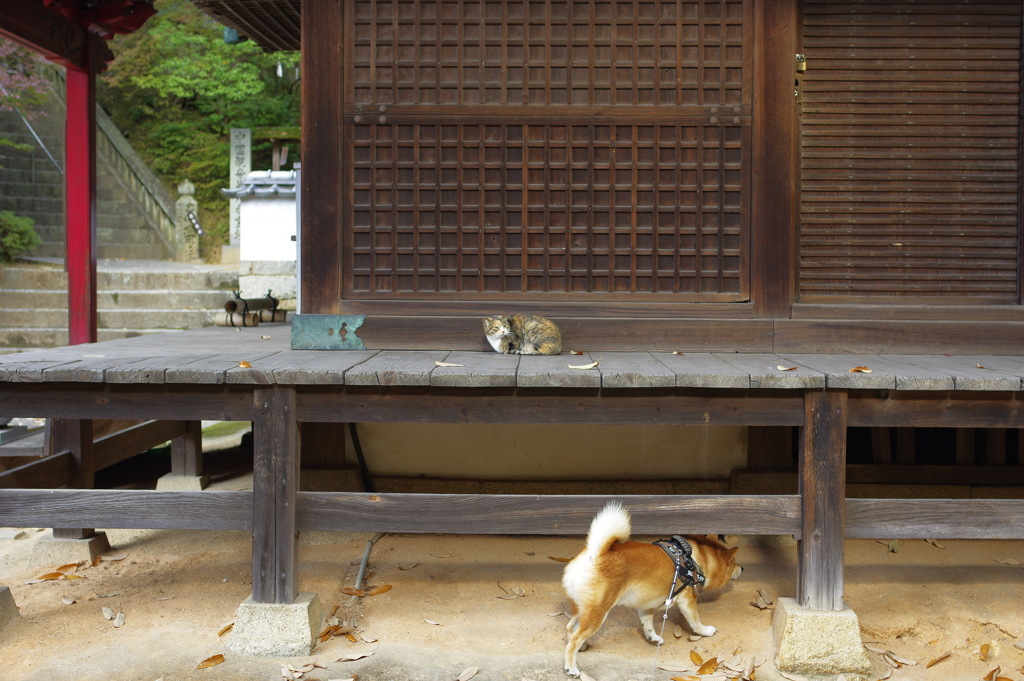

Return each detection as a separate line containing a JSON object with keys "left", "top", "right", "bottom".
{"left": 0, "top": 0, "right": 88, "bottom": 69}
{"left": 65, "top": 35, "right": 98, "bottom": 345}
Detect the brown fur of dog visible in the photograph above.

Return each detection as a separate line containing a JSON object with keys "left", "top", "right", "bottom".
{"left": 561, "top": 503, "right": 742, "bottom": 677}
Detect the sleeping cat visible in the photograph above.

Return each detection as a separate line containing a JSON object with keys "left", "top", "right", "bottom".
{"left": 483, "top": 314, "right": 562, "bottom": 355}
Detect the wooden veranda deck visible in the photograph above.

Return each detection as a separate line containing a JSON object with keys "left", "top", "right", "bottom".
{"left": 0, "top": 325, "right": 1022, "bottom": 617}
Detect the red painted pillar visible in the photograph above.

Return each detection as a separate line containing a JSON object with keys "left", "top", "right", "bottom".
{"left": 65, "top": 37, "right": 98, "bottom": 345}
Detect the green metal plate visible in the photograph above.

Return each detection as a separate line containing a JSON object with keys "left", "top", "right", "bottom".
{"left": 290, "top": 314, "right": 367, "bottom": 350}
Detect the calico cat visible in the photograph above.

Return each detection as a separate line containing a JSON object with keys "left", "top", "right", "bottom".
{"left": 483, "top": 313, "right": 562, "bottom": 355}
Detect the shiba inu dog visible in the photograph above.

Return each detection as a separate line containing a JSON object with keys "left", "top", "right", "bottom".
{"left": 561, "top": 503, "right": 742, "bottom": 677}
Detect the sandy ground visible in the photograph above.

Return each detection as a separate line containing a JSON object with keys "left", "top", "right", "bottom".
{"left": 0, "top": 442, "right": 1022, "bottom": 681}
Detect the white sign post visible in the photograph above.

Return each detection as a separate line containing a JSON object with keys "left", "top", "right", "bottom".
{"left": 229, "top": 128, "right": 252, "bottom": 247}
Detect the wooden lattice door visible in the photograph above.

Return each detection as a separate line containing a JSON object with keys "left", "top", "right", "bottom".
{"left": 343, "top": 0, "right": 753, "bottom": 312}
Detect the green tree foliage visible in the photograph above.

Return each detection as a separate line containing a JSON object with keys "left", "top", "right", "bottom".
{"left": 99, "top": 0, "right": 299, "bottom": 256}
{"left": 0, "top": 37, "right": 51, "bottom": 155}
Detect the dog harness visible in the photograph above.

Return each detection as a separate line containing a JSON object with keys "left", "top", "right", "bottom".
{"left": 652, "top": 535, "right": 706, "bottom": 599}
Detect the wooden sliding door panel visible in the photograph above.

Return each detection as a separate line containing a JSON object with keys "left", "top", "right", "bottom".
{"left": 799, "top": 0, "right": 1023, "bottom": 303}
{"left": 343, "top": 0, "right": 754, "bottom": 307}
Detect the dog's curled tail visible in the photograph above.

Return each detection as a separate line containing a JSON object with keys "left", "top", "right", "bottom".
{"left": 584, "top": 502, "right": 632, "bottom": 558}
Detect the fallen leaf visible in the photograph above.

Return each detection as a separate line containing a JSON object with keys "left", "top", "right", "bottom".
{"left": 673, "top": 623, "right": 685, "bottom": 638}
{"left": 102, "top": 606, "right": 115, "bottom": 620}
{"left": 434, "top": 361, "right": 464, "bottom": 367}
{"left": 61, "top": 597, "right": 76, "bottom": 605}
{"left": 36, "top": 572, "right": 68, "bottom": 581}
{"left": 994, "top": 558, "right": 1023, "bottom": 567}
{"left": 456, "top": 667, "right": 479, "bottom": 681}
{"left": 750, "top": 588, "right": 774, "bottom": 610}
{"left": 96, "top": 592, "right": 120, "bottom": 598}
{"left": 366, "top": 584, "right": 392, "bottom": 596}
{"left": 977, "top": 362, "right": 986, "bottom": 369}
{"left": 984, "top": 667, "right": 1001, "bottom": 681}
{"left": 424, "top": 619, "right": 442, "bottom": 626}
{"left": 672, "top": 351, "right": 685, "bottom": 355}
{"left": 568, "top": 361, "right": 599, "bottom": 370}
{"left": 318, "top": 625, "right": 344, "bottom": 642}
{"left": 776, "top": 365, "right": 797, "bottom": 371}
{"left": 778, "top": 671, "right": 810, "bottom": 681}
{"left": 341, "top": 587, "right": 366, "bottom": 597}
{"left": 849, "top": 366, "right": 872, "bottom": 373}
{"left": 399, "top": 562, "right": 419, "bottom": 571}
{"left": 696, "top": 657, "right": 718, "bottom": 674}
{"left": 261, "top": 335, "right": 271, "bottom": 340}
{"left": 578, "top": 671, "right": 597, "bottom": 681}
{"left": 548, "top": 556, "right": 571, "bottom": 563}
{"left": 887, "top": 539, "right": 901, "bottom": 553}
{"left": 197, "top": 654, "right": 225, "bottom": 669}
{"left": 658, "top": 662, "right": 696, "bottom": 672}
{"left": 670, "top": 677, "right": 700, "bottom": 681}
{"left": 980, "top": 643, "right": 990, "bottom": 661}
{"left": 338, "top": 651, "right": 375, "bottom": 662}
{"left": 113, "top": 612, "right": 125, "bottom": 628}
{"left": 570, "top": 350, "right": 585, "bottom": 355}
{"left": 56, "top": 562, "right": 81, "bottom": 572}
{"left": 926, "top": 652, "right": 951, "bottom": 668}
{"left": 925, "top": 538, "right": 946, "bottom": 549}
{"left": 218, "top": 622, "right": 234, "bottom": 637}
{"left": 238, "top": 361, "right": 252, "bottom": 368}
{"left": 690, "top": 650, "right": 704, "bottom": 665}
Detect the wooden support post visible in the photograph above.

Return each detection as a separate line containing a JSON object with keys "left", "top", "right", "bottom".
{"left": 170, "top": 421, "right": 203, "bottom": 477}
{"left": 251, "top": 387, "right": 300, "bottom": 604}
{"left": 798, "top": 390, "right": 847, "bottom": 611}
{"left": 956, "top": 428, "right": 976, "bottom": 465}
{"left": 895, "top": 428, "right": 916, "bottom": 464}
{"left": 65, "top": 37, "right": 98, "bottom": 345}
{"left": 52, "top": 418, "right": 96, "bottom": 540}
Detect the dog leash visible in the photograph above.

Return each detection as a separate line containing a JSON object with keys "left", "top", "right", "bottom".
{"left": 651, "top": 536, "right": 706, "bottom": 668}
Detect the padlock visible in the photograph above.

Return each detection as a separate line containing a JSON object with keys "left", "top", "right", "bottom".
{"left": 795, "top": 54, "right": 807, "bottom": 72}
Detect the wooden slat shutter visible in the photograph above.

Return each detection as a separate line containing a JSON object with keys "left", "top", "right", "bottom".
{"left": 799, "top": 0, "right": 1023, "bottom": 303}
{"left": 343, "top": 0, "right": 753, "bottom": 310}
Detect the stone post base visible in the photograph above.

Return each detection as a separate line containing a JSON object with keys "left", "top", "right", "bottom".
{"left": 155, "top": 473, "right": 210, "bottom": 491}
{"left": 228, "top": 592, "right": 324, "bottom": 657}
{"left": 32, "top": 531, "right": 111, "bottom": 566}
{"left": 0, "top": 586, "right": 19, "bottom": 631}
{"left": 772, "top": 597, "right": 872, "bottom": 675}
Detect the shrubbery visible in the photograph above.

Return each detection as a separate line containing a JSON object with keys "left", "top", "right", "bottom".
{"left": 0, "top": 210, "right": 40, "bottom": 262}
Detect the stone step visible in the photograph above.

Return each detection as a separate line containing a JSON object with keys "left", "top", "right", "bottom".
{"left": 2, "top": 288, "right": 231, "bottom": 310}
{"left": 0, "top": 195, "right": 63, "bottom": 213}
{"left": 1, "top": 308, "right": 220, "bottom": 330}
{"left": 0, "top": 261, "right": 241, "bottom": 351}
{"left": 0, "top": 177, "right": 63, "bottom": 197}
{"left": 0, "top": 327, "right": 217, "bottom": 350}
{"left": 0, "top": 264, "right": 238, "bottom": 291}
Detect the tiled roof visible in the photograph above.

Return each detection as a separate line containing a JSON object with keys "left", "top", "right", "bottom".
{"left": 222, "top": 170, "right": 298, "bottom": 198}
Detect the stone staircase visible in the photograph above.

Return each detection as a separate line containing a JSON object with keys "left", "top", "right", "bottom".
{"left": 0, "top": 73, "right": 176, "bottom": 261}
{"left": 0, "top": 261, "right": 238, "bottom": 352}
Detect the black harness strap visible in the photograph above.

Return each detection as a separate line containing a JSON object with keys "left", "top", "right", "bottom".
{"left": 652, "top": 535, "right": 706, "bottom": 600}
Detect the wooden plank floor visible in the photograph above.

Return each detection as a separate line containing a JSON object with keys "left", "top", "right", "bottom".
{"left": 2, "top": 325, "right": 1023, "bottom": 389}
{"left": 1, "top": 324, "right": 1022, "bottom": 611}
